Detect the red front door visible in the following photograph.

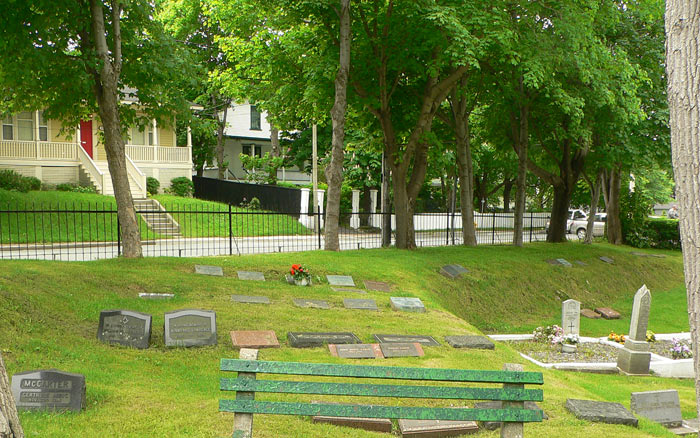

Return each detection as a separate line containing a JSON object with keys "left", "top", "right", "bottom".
{"left": 80, "top": 120, "right": 93, "bottom": 158}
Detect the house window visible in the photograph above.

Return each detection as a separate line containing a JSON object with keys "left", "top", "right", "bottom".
{"left": 38, "top": 111, "right": 48, "bottom": 141}
{"left": 129, "top": 124, "right": 153, "bottom": 146}
{"left": 242, "top": 144, "right": 262, "bottom": 157}
{"left": 2, "top": 116, "right": 12, "bottom": 140}
{"left": 17, "top": 112, "right": 34, "bottom": 141}
{"left": 250, "top": 105, "right": 261, "bottom": 131}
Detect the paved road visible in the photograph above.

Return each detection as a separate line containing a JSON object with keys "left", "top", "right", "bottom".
{"left": 0, "top": 230, "right": 551, "bottom": 261}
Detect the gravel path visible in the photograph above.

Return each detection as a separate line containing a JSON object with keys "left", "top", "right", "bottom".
{"left": 508, "top": 339, "right": 693, "bottom": 363}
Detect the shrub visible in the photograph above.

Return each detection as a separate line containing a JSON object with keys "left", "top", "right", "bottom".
{"left": 147, "top": 177, "right": 160, "bottom": 196}
{"left": 532, "top": 325, "right": 563, "bottom": 345}
{"left": 623, "top": 217, "right": 680, "bottom": 250}
{"left": 57, "top": 182, "right": 78, "bottom": 192}
{"left": 169, "top": 177, "right": 193, "bottom": 197}
{"left": 240, "top": 197, "right": 261, "bottom": 210}
{"left": 0, "top": 169, "right": 41, "bottom": 192}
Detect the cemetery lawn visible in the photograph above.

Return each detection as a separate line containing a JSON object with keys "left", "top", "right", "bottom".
{"left": 0, "top": 244, "right": 690, "bottom": 438}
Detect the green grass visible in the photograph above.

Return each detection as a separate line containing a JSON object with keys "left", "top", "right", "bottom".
{"left": 0, "top": 244, "right": 691, "bottom": 437}
{"left": 0, "top": 190, "right": 309, "bottom": 243}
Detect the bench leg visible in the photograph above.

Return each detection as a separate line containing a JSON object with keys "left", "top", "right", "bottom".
{"left": 501, "top": 363, "right": 524, "bottom": 438}
{"left": 233, "top": 348, "right": 259, "bottom": 438}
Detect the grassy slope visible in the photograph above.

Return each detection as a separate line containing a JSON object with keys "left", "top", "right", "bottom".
{"left": 0, "top": 244, "right": 691, "bottom": 438}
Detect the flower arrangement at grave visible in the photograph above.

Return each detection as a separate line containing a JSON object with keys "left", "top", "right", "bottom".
{"left": 557, "top": 333, "right": 579, "bottom": 345}
{"left": 646, "top": 330, "right": 656, "bottom": 343}
{"left": 608, "top": 332, "right": 626, "bottom": 343}
{"left": 532, "top": 325, "right": 563, "bottom": 345}
{"left": 670, "top": 338, "right": 692, "bottom": 359}
{"left": 290, "top": 264, "right": 311, "bottom": 286}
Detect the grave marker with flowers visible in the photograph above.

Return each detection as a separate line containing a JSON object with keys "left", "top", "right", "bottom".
{"left": 290, "top": 264, "right": 311, "bottom": 286}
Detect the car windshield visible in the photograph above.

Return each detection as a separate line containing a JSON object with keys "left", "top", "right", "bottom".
{"left": 572, "top": 211, "right": 586, "bottom": 220}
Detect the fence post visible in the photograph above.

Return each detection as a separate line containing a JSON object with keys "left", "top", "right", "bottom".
{"left": 229, "top": 204, "right": 233, "bottom": 256}
{"left": 446, "top": 211, "right": 450, "bottom": 246}
{"left": 317, "top": 211, "right": 322, "bottom": 250}
{"left": 529, "top": 212, "right": 533, "bottom": 243}
{"left": 491, "top": 211, "right": 496, "bottom": 245}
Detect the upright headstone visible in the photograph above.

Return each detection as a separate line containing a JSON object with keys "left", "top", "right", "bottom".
{"left": 370, "top": 189, "right": 381, "bottom": 228}
{"left": 194, "top": 264, "right": 223, "bottom": 276}
{"left": 617, "top": 285, "right": 652, "bottom": 375}
{"left": 350, "top": 189, "right": 361, "bottom": 229}
{"left": 11, "top": 369, "right": 85, "bottom": 411}
{"left": 631, "top": 390, "right": 682, "bottom": 428}
{"left": 327, "top": 275, "right": 355, "bottom": 287}
{"left": 97, "top": 310, "right": 152, "bottom": 349}
{"left": 562, "top": 299, "right": 581, "bottom": 336}
{"left": 164, "top": 309, "right": 217, "bottom": 347}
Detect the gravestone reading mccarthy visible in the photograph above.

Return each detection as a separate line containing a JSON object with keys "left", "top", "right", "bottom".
{"left": 11, "top": 369, "right": 85, "bottom": 412}
{"left": 164, "top": 309, "right": 217, "bottom": 347}
{"left": 562, "top": 299, "right": 581, "bottom": 336}
{"left": 97, "top": 310, "right": 152, "bottom": 349}
{"left": 617, "top": 285, "right": 652, "bottom": 375}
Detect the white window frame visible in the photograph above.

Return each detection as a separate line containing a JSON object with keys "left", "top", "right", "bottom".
{"left": 2, "top": 115, "right": 13, "bottom": 141}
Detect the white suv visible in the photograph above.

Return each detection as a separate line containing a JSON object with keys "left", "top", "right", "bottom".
{"left": 570, "top": 212, "right": 607, "bottom": 239}
{"left": 546, "top": 209, "right": 587, "bottom": 234}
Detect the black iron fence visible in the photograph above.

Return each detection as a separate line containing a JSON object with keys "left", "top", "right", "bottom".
{"left": 0, "top": 203, "right": 551, "bottom": 261}
{"left": 193, "top": 176, "right": 302, "bottom": 213}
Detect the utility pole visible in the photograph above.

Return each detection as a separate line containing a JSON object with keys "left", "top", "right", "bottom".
{"left": 312, "top": 123, "right": 319, "bottom": 232}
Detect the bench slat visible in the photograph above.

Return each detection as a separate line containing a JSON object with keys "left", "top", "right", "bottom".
{"left": 220, "top": 378, "right": 543, "bottom": 402}
{"left": 220, "top": 359, "right": 544, "bottom": 384}
{"left": 220, "top": 400, "right": 544, "bottom": 423}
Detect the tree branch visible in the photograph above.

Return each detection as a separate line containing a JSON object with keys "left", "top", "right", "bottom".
{"left": 112, "top": 0, "right": 122, "bottom": 76}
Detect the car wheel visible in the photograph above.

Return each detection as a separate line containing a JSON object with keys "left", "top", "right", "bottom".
{"left": 576, "top": 228, "right": 586, "bottom": 240}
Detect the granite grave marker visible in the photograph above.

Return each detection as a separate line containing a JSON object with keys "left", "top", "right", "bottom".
{"left": 293, "top": 298, "right": 331, "bottom": 309}
{"left": 237, "top": 271, "right": 266, "bottom": 281}
{"left": 440, "top": 264, "right": 469, "bottom": 279}
{"left": 617, "top": 285, "right": 651, "bottom": 375}
{"left": 312, "top": 401, "right": 392, "bottom": 432}
{"left": 194, "top": 264, "right": 223, "bottom": 276}
{"left": 631, "top": 389, "right": 682, "bottom": 427}
{"left": 556, "top": 258, "right": 573, "bottom": 267}
{"left": 562, "top": 299, "right": 581, "bottom": 336}
{"left": 97, "top": 310, "right": 152, "bottom": 349}
{"left": 379, "top": 342, "right": 424, "bottom": 358}
{"left": 327, "top": 275, "right": 355, "bottom": 287}
{"left": 328, "top": 344, "right": 383, "bottom": 359}
{"left": 138, "top": 293, "right": 174, "bottom": 300}
{"left": 287, "top": 332, "right": 361, "bottom": 348}
{"left": 343, "top": 298, "right": 378, "bottom": 311}
{"left": 580, "top": 309, "right": 601, "bottom": 319}
{"left": 600, "top": 256, "right": 615, "bottom": 264}
{"left": 331, "top": 286, "right": 367, "bottom": 294}
{"left": 398, "top": 418, "right": 478, "bottom": 436}
{"left": 230, "top": 330, "right": 279, "bottom": 349}
{"left": 565, "top": 399, "right": 638, "bottom": 426}
{"left": 595, "top": 307, "right": 621, "bottom": 319}
{"left": 164, "top": 309, "right": 217, "bottom": 347}
{"left": 231, "top": 295, "right": 271, "bottom": 304}
{"left": 390, "top": 297, "right": 426, "bottom": 313}
{"left": 373, "top": 334, "right": 440, "bottom": 346}
{"left": 444, "top": 335, "right": 495, "bottom": 350}
{"left": 11, "top": 369, "right": 86, "bottom": 412}
{"left": 364, "top": 280, "right": 391, "bottom": 292}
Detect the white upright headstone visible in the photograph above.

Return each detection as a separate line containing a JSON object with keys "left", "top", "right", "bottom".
{"left": 629, "top": 285, "right": 652, "bottom": 342}
{"left": 350, "top": 189, "right": 361, "bottom": 229}
{"left": 617, "top": 284, "right": 652, "bottom": 375}
{"left": 562, "top": 299, "right": 581, "bottom": 336}
{"left": 370, "top": 189, "right": 380, "bottom": 227}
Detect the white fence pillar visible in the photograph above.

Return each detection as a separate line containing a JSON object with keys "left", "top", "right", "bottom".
{"left": 316, "top": 189, "right": 325, "bottom": 229}
{"left": 370, "top": 189, "right": 379, "bottom": 228}
{"left": 299, "top": 188, "right": 312, "bottom": 228}
{"left": 350, "top": 189, "right": 360, "bottom": 229}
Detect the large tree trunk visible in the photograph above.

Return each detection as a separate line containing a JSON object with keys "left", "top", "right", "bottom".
{"left": 665, "top": 0, "right": 700, "bottom": 419}
{"left": 0, "top": 353, "right": 23, "bottom": 438}
{"left": 547, "top": 184, "right": 573, "bottom": 242}
{"left": 451, "top": 85, "right": 477, "bottom": 246}
{"left": 216, "top": 104, "right": 228, "bottom": 180}
{"left": 324, "top": 0, "right": 351, "bottom": 251}
{"left": 584, "top": 170, "right": 603, "bottom": 244}
{"left": 90, "top": 0, "right": 141, "bottom": 258}
{"left": 604, "top": 165, "right": 623, "bottom": 244}
{"left": 502, "top": 178, "right": 514, "bottom": 213}
{"left": 381, "top": 152, "right": 392, "bottom": 246}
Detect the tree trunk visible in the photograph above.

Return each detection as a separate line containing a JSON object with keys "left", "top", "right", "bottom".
{"left": 90, "top": 0, "right": 141, "bottom": 258}
{"left": 584, "top": 171, "right": 603, "bottom": 244}
{"left": 216, "top": 104, "right": 228, "bottom": 180}
{"left": 665, "top": 0, "right": 700, "bottom": 418}
{"left": 503, "top": 179, "right": 514, "bottom": 213}
{"left": 452, "top": 86, "right": 476, "bottom": 246}
{"left": 381, "top": 152, "right": 392, "bottom": 246}
{"left": 323, "top": 0, "right": 350, "bottom": 251}
{"left": 0, "top": 353, "right": 23, "bottom": 438}
{"left": 604, "top": 166, "right": 623, "bottom": 244}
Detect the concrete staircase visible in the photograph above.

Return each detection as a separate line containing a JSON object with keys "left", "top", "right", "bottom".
{"left": 93, "top": 161, "right": 146, "bottom": 198}
{"left": 133, "top": 198, "right": 181, "bottom": 237}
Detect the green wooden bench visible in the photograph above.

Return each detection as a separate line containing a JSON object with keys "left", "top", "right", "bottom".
{"left": 220, "top": 349, "right": 544, "bottom": 438}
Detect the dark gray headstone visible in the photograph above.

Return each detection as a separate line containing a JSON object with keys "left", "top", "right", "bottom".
{"left": 565, "top": 399, "right": 638, "bottom": 427}
{"left": 327, "top": 275, "right": 355, "bottom": 286}
{"left": 364, "top": 280, "right": 391, "bottom": 292}
{"left": 631, "top": 390, "right": 682, "bottom": 427}
{"left": 11, "top": 369, "right": 86, "bottom": 412}
{"left": 475, "top": 401, "right": 547, "bottom": 430}
{"left": 231, "top": 295, "right": 270, "bottom": 304}
{"left": 194, "top": 264, "right": 223, "bottom": 276}
{"left": 330, "top": 344, "right": 382, "bottom": 359}
{"left": 293, "top": 298, "right": 331, "bottom": 309}
{"left": 237, "top": 271, "right": 266, "bottom": 281}
{"left": 440, "top": 264, "right": 469, "bottom": 279}
{"left": 164, "top": 309, "right": 217, "bottom": 347}
{"left": 343, "top": 299, "right": 378, "bottom": 311}
{"left": 331, "top": 287, "right": 367, "bottom": 294}
{"left": 138, "top": 293, "right": 174, "bottom": 299}
{"left": 600, "top": 256, "right": 615, "bottom": 264}
{"left": 390, "top": 297, "right": 426, "bottom": 313}
{"left": 287, "top": 332, "right": 361, "bottom": 348}
{"left": 444, "top": 335, "right": 495, "bottom": 350}
{"left": 379, "top": 342, "right": 424, "bottom": 358}
{"left": 97, "top": 310, "right": 152, "bottom": 349}
{"left": 398, "top": 418, "right": 478, "bottom": 436}
{"left": 374, "top": 334, "right": 440, "bottom": 346}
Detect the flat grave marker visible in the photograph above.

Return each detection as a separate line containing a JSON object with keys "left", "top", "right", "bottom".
{"left": 231, "top": 295, "right": 271, "bottom": 305}
{"left": 138, "top": 293, "right": 174, "bottom": 300}
{"left": 595, "top": 307, "right": 621, "bottom": 319}
{"left": 326, "top": 275, "right": 355, "bottom": 287}
{"left": 164, "top": 309, "right": 217, "bottom": 347}
{"left": 328, "top": 344, "right": 383, "bottom": 359}
{"left": 444, "top": 335, "right": 495, "bottom": 350}
{"left": 230, "top": 330, "right": 279, "bottom": 349}
{"left": 390, "top": 297, "right": 426, "bottom": 313}
{"left": 364, "top": 280, "right": 391, "bottom": 292}
{"left": 581, "top": 308, "right": 601, "bottom": 319}
{"left": 312, "top": 401, "right": 392, "bottom": 432}
{"left": 194, "top": 264, "right": 223, "bottom": 276}
{"left": 575, "top": 260, "right": 588, "bottom": 266}
{"left": 565, "top": 399, "right": 638, "bottom": 427}
{"left": 331, "top": 287, "right": 367, "bottom": 294}
{"left": 237, "top": 271, "right": 266, "bottom": 281}
{"left": 379, "top": 342, "right": 424, "bottom": 358}
{"left": 398, "top": 418, "right": 478, "bottom": 436}
{"left": 373, "top": 334, "right": 440, "bottom": 346}
{"left": 97, "top": 310, "right": 152, "bottom": 349}
{"left": 288, "top": 332, "right": 361, "bottom": 348}
{"left": 556, "top": 258, "right": 573, "bottom": 267}
{"left": 343, "top": 298, "right": 378, "bottom": 311}
{"left": 440, "top": 264, "right": 469, "bottom": 279}
{"left": 293, "top": 298, "right": 331, "bottom": 309}
{"left": 600, "top": 256, "right": 615, "bottom": 264}
{"left": 631, "top": 390, "right": 682, "bottom": 428}
{"left": 11, "top": 369, "right": 86, "bottom": 412}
